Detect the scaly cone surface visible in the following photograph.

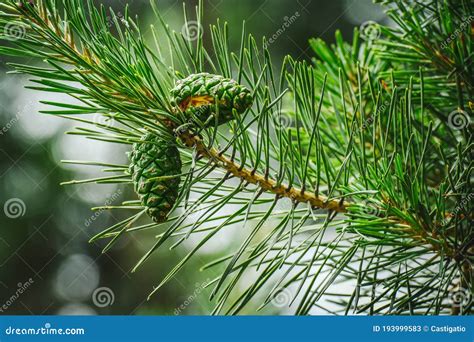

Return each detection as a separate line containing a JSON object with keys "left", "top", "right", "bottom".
{"left": 129, "top": 133, "right": 182, "bottom": 222}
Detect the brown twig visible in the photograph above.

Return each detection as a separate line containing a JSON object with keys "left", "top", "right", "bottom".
{"left": 174, "top": 128, "right": 348, "bottom": 213}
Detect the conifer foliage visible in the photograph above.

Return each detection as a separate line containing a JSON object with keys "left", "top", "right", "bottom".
{"left": 0, "top": 0, "right": 472, "bottom": 314}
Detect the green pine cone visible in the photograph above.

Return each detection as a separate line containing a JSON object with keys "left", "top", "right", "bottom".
{"left": 170, "top": 72, "right": 253, "bottom": 126}
{"left": 129, "top": 132, "right": 182, "bottom": 222}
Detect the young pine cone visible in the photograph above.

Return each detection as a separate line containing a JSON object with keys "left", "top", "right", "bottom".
{"left": 129, "top": 132, "right": 182, "bottom": 222}
{"left": 170, "top": 72, "right": 253, "bottom": 126}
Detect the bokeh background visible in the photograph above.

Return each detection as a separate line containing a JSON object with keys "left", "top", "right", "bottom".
{"left": 0, "top": 0, "right": 387, "bottom": 315}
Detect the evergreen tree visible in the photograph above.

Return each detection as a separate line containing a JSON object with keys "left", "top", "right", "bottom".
{"left": 0, "top": 0, "right": 472, "bottom": 315}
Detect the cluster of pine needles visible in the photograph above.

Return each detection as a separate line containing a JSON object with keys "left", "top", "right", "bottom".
{"left": 0, "top": 0, "right": 472, "bottom": 314}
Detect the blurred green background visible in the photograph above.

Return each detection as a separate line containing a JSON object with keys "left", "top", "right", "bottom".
{"left": 0, "top": 0, "right": 386, "bottom": 315}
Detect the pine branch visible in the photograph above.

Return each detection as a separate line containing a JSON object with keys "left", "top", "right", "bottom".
{"left": 2, "top": 0, "right": 354, "bottom": 215}
{"left": 0, "top": 0, "right": 471, "bottom": 315}
{"left": 173, "top": 128, "right": 348, "bottom": 212}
